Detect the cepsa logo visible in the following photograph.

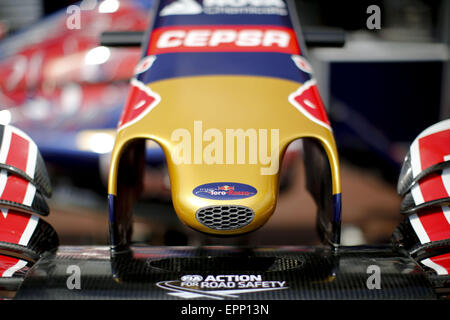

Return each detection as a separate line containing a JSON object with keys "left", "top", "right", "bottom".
{"left": 148, "top": 25, "right": 300, "bottom": 55}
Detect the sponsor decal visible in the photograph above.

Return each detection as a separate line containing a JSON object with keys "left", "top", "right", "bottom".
{"left": 160, "top": 0, "right": 203, "bottom": 16}
{"left": 157, "top": 274, "right": 287, "bottom": 299}
{"left": 117, "top": 78, "right": 161, "bottom": 131}
{"left": 160, "top": 0, "right": 288, "bottom": 16}
{"left": 193, "top": 182, "right": 257, "bottom": 200}
{"left": 148, "top": 25, "right": 299, "bottom": 55}
{"left": 134, "top": 55, "right": 157, "bottom": 75}
{"left": 288, "top": 79, "right": 331, "bottom": 130}
{"left": 291, "top": 54, "right": 312, "bottom": 74}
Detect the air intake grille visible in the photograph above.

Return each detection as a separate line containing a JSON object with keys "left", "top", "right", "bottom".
{"left": 196, "top": 205, "right": 254, "bottom": 230}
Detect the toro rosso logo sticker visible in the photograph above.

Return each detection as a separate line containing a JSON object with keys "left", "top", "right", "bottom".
{"left": 118, "top": 78, "right": 161, "bottom": 131}
{"left": 193, "top": 182, "right": 257, "bottom": 200}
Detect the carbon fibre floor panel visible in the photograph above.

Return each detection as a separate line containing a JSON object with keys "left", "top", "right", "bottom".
{"left": 14, "top": 245, "right": 439, "bottom": 300}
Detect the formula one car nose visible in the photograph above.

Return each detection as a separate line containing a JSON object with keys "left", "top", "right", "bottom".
{"left": 107, "top": 0, "right": 341, "bottom": 252}
{"left": 1, "top": 0, "right": 450, "bottom": 302}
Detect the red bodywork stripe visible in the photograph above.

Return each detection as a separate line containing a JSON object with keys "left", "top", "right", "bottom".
{"left": 417, "top": 207, "right": 450, "bottom": 242}
{"left": 430, "top": 253, "right": 450, "bottom": 274}
{"left": 5, "top": 133, "right": 29, "bottom": 174}
{"left": 0, "top": 210, "right": 32, "bottom": 244}
{"left": 1, "top": 174, "right": 28, "bottom": 204}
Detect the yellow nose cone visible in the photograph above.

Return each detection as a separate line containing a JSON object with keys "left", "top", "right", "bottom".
{"left": 109, "top": 76, "right": 340, "bottom": 236}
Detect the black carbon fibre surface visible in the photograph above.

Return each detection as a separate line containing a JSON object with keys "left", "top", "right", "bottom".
{"left": 34, "top": 152, "right": 52, "bottom": 197}
{"left": 392, "top": 217, "right": 450, "bottom": 261}
{"left": 397, "top": 153, "right": 450, "bottom": 197}
{"left": 26, "top": 217, "right": 59, "bottom": 256}
{"left": 400, "top": 194, "right": 450, "bottom": 215}
{"left": 0, "top": 254, "right": 31, "bottom": 299}
{"left": 14, "top": 245, "right": 440, "bottom": 300}
{"left": 392, "top": 217, "right": 421, "bottom": 251}
{"left": 0, "top": 197, "right": 48, "bottom": 216}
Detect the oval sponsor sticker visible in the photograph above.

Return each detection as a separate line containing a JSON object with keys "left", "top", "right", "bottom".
{"left": 193, "top": 182, "right": 257, "bottom": 200}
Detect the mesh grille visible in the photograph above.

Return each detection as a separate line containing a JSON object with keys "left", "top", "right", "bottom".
{"left": 196, "top": 205, "right": 254, "bottom": 230}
